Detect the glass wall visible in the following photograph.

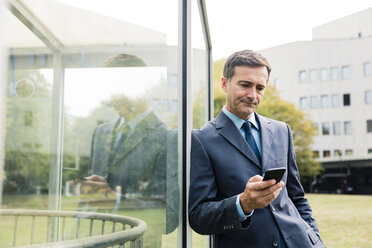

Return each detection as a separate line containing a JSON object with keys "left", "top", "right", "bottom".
{"left": 0, "top": 0, "right": 211, "bottom": 247}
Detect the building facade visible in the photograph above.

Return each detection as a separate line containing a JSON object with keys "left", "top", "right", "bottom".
{"left": 262, "top": 8, "right": 372, "bottom": 194}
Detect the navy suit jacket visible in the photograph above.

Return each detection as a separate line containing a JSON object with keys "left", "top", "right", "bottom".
{"left": 189, "top": 111, "right": 325, "bottom": 248}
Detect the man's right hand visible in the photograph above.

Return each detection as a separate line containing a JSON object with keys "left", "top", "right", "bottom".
{"left": 239, "top": 175, "right": 284, "bottom": 214}
{"left": 84, "top": 174, "right": 112, "bottom": 191}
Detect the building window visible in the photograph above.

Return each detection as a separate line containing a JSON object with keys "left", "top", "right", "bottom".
{"left": 333, "top": 121, "right": 341, "bottom": 135}
{"left": 331, "top": 94, "right": 340, "bottom": 108}
{"left": 368, "top": 148, "right": 372, "bottom": 155}
{"left": 365, "top": 90, "right": 372, "bottom": 104}
{"left": 310, "top": 96, "right": 318, "bottom": 109}
{"left": 309, "top": 69, "right": 317, "bottom": 82}
{"left": 323, "top": 150, "right": 331, "bottom": 157}
{"left": 334, "top": 150, "right": 342, "bottom": 157}
{"left": 367, "top": 120, "right": 372, "bottom": 133}
{"left": 321, "top": 95, "right": 329, "bottom": 108}
{"left": 364, "top": 62, "right": 371, "bottom": 76}
{"left": 343, "top": 94, "right": 350, "bottom": 106}
{"left": 320, "top": 68, "right": 328, "bottom": 81}
{"left": 331, "top": 67, "right": 339, "bottom": 80}
{"left": 345, "top": 149, "right": 353, "bottom": 156}
{"left": 312, "top": 151, "right": 319, "bottom": 158}
{"left": 299, "top": 70, "right": 307, "bottom": 83}
{"left": 322, "top": 122, "right": 330, "bottom": 135}
{"left": 344, "top": 121, "right": 352, "bottom": 135}
{"left": 341, "top": 65, "right": 350, "bottom": 79}
{"left": 299, "top": 97, "right": 308, "bottom": 110}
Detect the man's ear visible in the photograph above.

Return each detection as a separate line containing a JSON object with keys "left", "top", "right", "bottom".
{"left": 221, "top": 77, "right": 228, "bottom": 93}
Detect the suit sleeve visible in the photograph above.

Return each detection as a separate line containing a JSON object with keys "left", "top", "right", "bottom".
{"left": 188, "top": 131, "right": 251, "bottom": 235}
{"left": 285, "top": 124, "right": 322, "bottom": 239}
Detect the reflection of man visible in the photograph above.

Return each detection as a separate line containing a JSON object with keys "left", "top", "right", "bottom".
{"left": 189, "top": 50, "right": 325, "bottom": 248}
{"left": 88, "top": 54, "right": 178, "bottom": 234}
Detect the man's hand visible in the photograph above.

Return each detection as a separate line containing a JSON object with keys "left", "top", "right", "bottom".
{"left": 84, "top": 175, "right": 112, "bottom": 191}
{"left": 240, "top": 175, "right": 284, "bottom": 213}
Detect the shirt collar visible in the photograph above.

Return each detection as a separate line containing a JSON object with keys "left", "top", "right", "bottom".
{"left": 222, "top": 105, "right": 259, "bottom": 131}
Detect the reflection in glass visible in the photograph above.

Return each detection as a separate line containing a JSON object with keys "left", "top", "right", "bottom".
{"left": 64, "top": 54, "right": 179, "bottom": 247}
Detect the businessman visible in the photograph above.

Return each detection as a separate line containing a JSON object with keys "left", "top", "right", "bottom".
{"left": 189, "top": 50, "right": 325, "bottom": 248}
{"left": 87, "top": 54, "right": 179, "bottom": 235}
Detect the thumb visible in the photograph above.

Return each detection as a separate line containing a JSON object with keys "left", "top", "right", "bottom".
{"left": 248, "top": 175, "right": 263, "bottom": 183}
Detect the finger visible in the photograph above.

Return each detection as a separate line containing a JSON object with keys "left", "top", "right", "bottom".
{"left": 251, "top": 182, "right": 284, "bottom": 199}
{"left": 248, "top": 175, "right": 263, "bottom": 183}
{"left": 248, "top": 179, "right": 276, "bottom": 191}
{"left": 85, "top": 174, "right": 106, "bottom": 182}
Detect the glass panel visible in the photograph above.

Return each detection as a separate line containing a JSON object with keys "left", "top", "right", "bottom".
{"left": 331, "top": 94, "right": 340, "bottom": 108}
{"left": 345, "top": 149, "right": 353, "bottom": 156}
{"left": 341, "top": 65, "right": 350, "bottom": 79}
{"left": 310, "top": 95, "right": 318, "bottom": 109}
{"left": 343, "top": 94, "right": 351, "bottom": 106}
{"left": 1, "top": 1, "right": 184, "bottom": 247}
{"left": 299, "top": 97, "right": 307, "bottom": 110}
{"left": 321, "top": 95, "right": 329, "bottom": 108}
{"left": 191, "top": 0, "right": 209, "bottom": 246}
{"left": 309, "top": 69, "right": 317, "bottom": 82}
{"left": 1, "top": 8, "right": 53, "bottom": 208}
{"left": 364, "top": 62, "right": 371, "bottom": 76}
{"left": 344, "top": 121, "right": 352, "bottom": 135}
{"left": 333, "top": 121, "right": 341, "bottom": 135}
{"left": 320, "top": 68, "right": 328, "bottom": 81}
{"left": 367, "top": 120, "right": 372, "bottom": 133}
{"left": 299, "top": 70, "right": 306, "bottom": 83}
{"left": 365, "top": 90, "right": 372, "bottom": 104}
{"left": 322, "top": 122, "right": 330, "bottom": 135}
{"left": 330, "top": 67, "right": 339, "bottom": 80}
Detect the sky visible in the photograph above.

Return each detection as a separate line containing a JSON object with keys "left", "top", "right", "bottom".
{"left": 206, "top": 0, "right": 372, "bottom": 59}
{"left": 47, "top": 0, "right": 372, "bottom": 117}
{"left": 57, "top": 0, "right": 372, "bottom": 60}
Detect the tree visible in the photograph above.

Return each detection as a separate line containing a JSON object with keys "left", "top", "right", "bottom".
{"left": 257, "top": 86, "right": 322, "bottom": 189}
{"left": 213, "top": 59, "right": 322, "bottom": 188}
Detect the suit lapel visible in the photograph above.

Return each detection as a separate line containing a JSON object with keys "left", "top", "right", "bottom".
{"left": 215, "top": 112, "right": 261, "bottom": 168}
{"left": 257, "top": 113, "right": 273, "bottom": 172}
{"left": 110, "top": 112, "right": 156, "bottom": 166}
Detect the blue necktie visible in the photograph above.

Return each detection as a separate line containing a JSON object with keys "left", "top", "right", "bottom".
{"left": 242, "top": 121, "right": 261, "bottom": 163}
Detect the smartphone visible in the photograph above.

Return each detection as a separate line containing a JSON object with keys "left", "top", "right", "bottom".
{"left": 263, "top": 167, "right": 286, "bottom": 183}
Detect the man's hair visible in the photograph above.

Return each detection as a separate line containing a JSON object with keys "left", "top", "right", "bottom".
{"left": 103, "top": 54, "right": 147, "bottom": 67}
{"left": 223, "top": 50, "right": 271, "bottom": 82}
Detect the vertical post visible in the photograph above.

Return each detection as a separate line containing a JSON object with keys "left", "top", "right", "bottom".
{"left": 0, "top": 0, "right": 8, "bottom": 208}
{"left": 180, "top": 0, "right": 192, "bottom": 247}
{"left": 48, "top": 52, "right": 65, "bottom": 241}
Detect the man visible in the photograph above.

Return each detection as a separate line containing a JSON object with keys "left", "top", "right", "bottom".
{"left": 87, "top": 54, "right": 179, "bottom": 235}
{"left": 189, "top": 50, "right": 325, "bottom": 248}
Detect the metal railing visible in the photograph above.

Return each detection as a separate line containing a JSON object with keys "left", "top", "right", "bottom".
{"left": 0, "top": 209, "right": 147, "bottom": 248}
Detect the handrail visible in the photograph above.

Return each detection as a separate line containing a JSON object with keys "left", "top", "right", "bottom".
{"left": 0, "top": 209, "right": 147, "bottom": 248}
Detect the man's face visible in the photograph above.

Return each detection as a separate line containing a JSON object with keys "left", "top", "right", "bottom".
{"left": 222, "top": 65, "right": 268, "bottom": 120}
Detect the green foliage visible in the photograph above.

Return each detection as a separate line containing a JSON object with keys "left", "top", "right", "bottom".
{"left": 192, "top": 86, "right": 207, "bottom": 129}
{"left": 4, "top": 151, "right": 50, "bottom": 194}
{"left": 213, "top": 59, "right": 226, "bottom": 117}
{"left": 257, "top": 86, "right": 322, "bottom": 185}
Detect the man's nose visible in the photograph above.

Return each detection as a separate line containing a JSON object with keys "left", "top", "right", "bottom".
{"left": 246, "top": 88, "right": 256, "bottom": 99}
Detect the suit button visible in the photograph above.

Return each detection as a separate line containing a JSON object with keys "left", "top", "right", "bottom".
{"left": 272, "top": 241, "right": 279, "bottom": 247}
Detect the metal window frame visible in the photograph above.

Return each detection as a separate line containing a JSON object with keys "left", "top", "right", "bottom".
{"left": 4, "top": 0, "right": 213, "bottom": 247}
